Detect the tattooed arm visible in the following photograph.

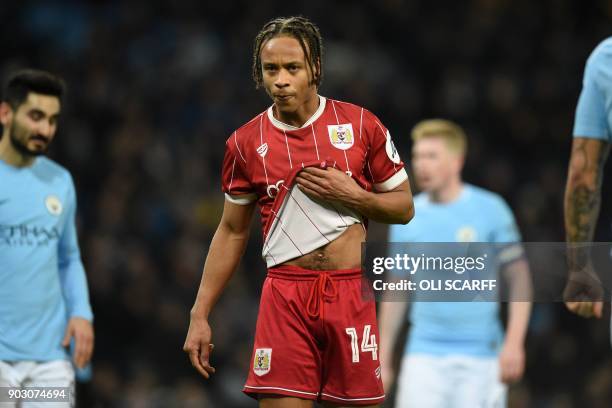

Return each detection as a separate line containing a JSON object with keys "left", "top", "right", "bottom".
{"left": 564, "top": 137, "right": 610, "bottom": 318}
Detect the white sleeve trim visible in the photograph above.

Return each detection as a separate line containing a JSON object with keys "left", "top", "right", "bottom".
{"left": 225, "top": 193, "right": 257, "bottom": 205}
{"left": 373, "top": 168, "right": 408, "bottom": 192}
{"left": 498, "top": 243, "right": 524, "bottom": 264}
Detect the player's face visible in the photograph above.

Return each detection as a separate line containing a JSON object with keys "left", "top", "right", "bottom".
{"left": 5, "top": 93, "right": 60, "bottom": 157}
{"left": 260, "top": 35, "right": 318, "bottom": 113}
{"left": 412, "top": 137, "right": 462, "bottom": 192}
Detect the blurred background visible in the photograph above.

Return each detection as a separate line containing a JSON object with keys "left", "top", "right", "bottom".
{"left": 2, "top": 0, "right": 612, "bottom": 406}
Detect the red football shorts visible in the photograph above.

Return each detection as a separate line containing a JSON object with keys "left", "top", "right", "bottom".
{"left": 243, "top": 265, "right": 385, "bottom": 406}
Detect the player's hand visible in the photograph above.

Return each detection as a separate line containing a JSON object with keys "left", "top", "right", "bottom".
{"left": 62, "top": 317, "right": 94, "bottom": 369}
{"left": 183, "top": 316, "right": 216, "bottom": 379}
{"left": 498, "top": 341, "right": 525, "bottom": 384}
{"left": 296, "top": 166, "right": 362, "bottom": 205}
{"left": 564, "top": 268, "right": 604, "bottom": 319}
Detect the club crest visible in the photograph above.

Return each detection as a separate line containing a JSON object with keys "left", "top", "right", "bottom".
{"left": 456, "top": 226, "right": 477, "bottom": 243}
{"left": 253, "top": 348, "right": 272, "bottom": 376}
{"left": 45, "top": 195, "right": 63, "bottom": 216}
{"left": 327, "top": 124, "right": 355, "bottom": 150}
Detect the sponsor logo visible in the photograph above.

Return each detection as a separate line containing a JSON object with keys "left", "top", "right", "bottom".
{"left": 266, "top": 180, "right": 285, "bottom": 199}
{"left": 375, "top": 366, "right": 381, "bottom": 379}
{"left": 45, "top": 195, "right": 63, "bottom": 216}
{"left": 385, "top": 130, "right": 401, "bottom": 164}
{"left": 253, "top": 348, "right": 272, "bottom": 376}
{"left": 257, "top": 143, "right": 269, "bottom": 157}
{"left": 0, "top": 224, "right": 60, "bottom": 247}
{"left": 456, "top": 226, "right": 477, "bottom": 242}
{"left": 328, "top": 124, "right": 355, "bottom": 150}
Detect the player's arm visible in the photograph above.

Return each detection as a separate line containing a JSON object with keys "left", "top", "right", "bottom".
{"left": 184, "top": 199, "right": 256, "bottom": 378}
{"left": 296, "top": 168, "right": 414, "bottom": 224}
{"left": 499, "top": 257, "right": 531, "bottom": 384}
{"left": 350, "top": 179, "right": 414, "bottom": 224}
{"left": 58, "top": 179, "right": 94, "bottom": 369}
{"left": 378, "top": 297, "right": 408, "bottom": 391}
{"left": 564, "top": 137, "right": 609, "bottom": 318}
{"left": 491, "top": 199, "right": 531, "bottom": 384}
{"left": 564, "top": 42, "right": 612, "bottom": 318}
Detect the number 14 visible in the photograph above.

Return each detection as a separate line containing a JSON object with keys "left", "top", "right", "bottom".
{"left": 345, "top": 325, "right": 378, "bottom": 363}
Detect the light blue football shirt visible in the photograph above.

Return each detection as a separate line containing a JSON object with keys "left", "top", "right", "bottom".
{"left": 0, "top": 157, "right": 93, "bottom": 361}
{"left": 574, "top": 37, "right": 612, "bottom": 140}
{"left": 388, "top": 184, "right": 520, "bottom": 357}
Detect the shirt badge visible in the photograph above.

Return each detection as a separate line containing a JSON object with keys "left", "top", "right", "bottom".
{"left": 456, "top": 226, "right": 477, "bottom": 242}
{"left": 327, "top": 124, "right": 355, "bottom": 150}
{"left": 45, "top": 195, "right": 63, "bottom": 216}
{"left": 253, "top": 348, "right": 272, "bottom": 376}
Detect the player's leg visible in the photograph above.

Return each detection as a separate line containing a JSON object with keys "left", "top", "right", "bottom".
{"left": 260, "top": 395, "right": 314, "bottom": 407}
{"left": 319, "top": 275, "right": 385, "bottom": 407}
{"left": 0, "top": 361, "right": 21, "bottom": 408}
{"left": 449, "top": 355, "right": 506, "bottom": 408}
{"left": 20, "top": 360, "right": 74, "bottom": 408}
{"left": 243, "top": 276, "right": 322, "bottom": 403}
{"left": 394, "top": 354, "right": 449, "bottom": 408}
{"left": 320, "top": 402, "right": 379, "bottom": 408}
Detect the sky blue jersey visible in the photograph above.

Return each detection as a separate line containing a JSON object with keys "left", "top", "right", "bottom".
{"left": 574, "top": 37, "right": 612, "bottom": 140}
{"left": 0, "top": 157, "right": 93, "bottom": 361}
{"left": 388, "top": 184, "right": 520, "bottom": 356}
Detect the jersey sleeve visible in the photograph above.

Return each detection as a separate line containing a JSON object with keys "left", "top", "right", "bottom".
{"left": 489, "top": 197, "right": 524, "bottom": 266}
{"left": 573, "top": 42, "right": 612, "bottom": 140}
{"left": 363, "top": 111, "right": 408, "bottom": 192}
{"left": 490, "top": 197, "right": 521, "bottom": 244}
{"left": 58, "top": 176, "right": 94, "bottom": 321}
{"left": 221, "top": 132, "right": 257, "bottom": 205}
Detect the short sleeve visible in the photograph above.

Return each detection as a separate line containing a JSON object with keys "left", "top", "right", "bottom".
{"left": 573, "top": 45, "right": 612, "bottom": 140}
{"left": 364, "top": 111, "right": 408, "bottom": 192}
{"left": 490, "top": 198, "right": 521, "bottom": 244}
{"left": 221, "top": 133, "right": 257, "bottom": 205}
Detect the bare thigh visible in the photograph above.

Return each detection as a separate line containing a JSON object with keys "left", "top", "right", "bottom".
{"left": 259, "top": 396, "right": 314, "bottom": 408}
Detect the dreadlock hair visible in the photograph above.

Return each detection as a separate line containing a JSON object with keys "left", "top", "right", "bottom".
{"left": 252, "top": 16, "right": 323, "bottom": 89}
{"left": 2, "top": 69, "right": 65, "bottom": 110}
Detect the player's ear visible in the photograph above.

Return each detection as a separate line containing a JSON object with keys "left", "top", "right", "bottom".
{"left": 455, "top": 154, "right": 465, "bottom": 174}
{"left": 0, "top": 102, "right": 13, "bottom": 127}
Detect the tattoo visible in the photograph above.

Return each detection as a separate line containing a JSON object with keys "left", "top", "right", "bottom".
{"left": 566, "top": 138, "right": 610, "bottom": 270}
{"left": 567, "top": 185, "right": 600, "bottom": 269}
{"left": 567, "top": 185, "right": 600, "bottom": 242}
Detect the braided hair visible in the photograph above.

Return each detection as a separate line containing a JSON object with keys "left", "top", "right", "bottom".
{"left": 252, "top": 16, "right": 323, "bottom": 89}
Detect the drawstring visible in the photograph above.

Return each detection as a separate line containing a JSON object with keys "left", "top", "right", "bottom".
{"left": 306, "top": 272, "right": 339, "bottom": 319}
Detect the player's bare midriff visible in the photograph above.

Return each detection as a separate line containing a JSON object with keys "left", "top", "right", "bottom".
{"left": 281, "top": 224, "right": 365, "bottom": 270}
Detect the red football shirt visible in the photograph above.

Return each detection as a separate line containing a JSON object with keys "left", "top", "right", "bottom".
{"left": 221, "top": 96, "right": 407, "bottom": 236}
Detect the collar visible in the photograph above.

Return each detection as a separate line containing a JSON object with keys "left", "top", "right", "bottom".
{"left": 267, "top": 95, "right": 326, "bottom": 131}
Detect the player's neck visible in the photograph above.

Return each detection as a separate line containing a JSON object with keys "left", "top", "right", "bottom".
{"left": 273, "top": 93, "right": 320, "bottom": 128}
{"left": 0, "top": 136, "right": 36, "bottom": 167}
{"left": 428, "top": 179, "right": 464, "bottom": 203}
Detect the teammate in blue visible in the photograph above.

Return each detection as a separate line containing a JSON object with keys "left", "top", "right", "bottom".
{"left": 564, "top": 37, "right": 612, "bottom": 319}
{"left": 379, "top": 119, "right": 531, "bottom": 407}
{"left": 0, "top": 69, "right": 94, "bottom": 405}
